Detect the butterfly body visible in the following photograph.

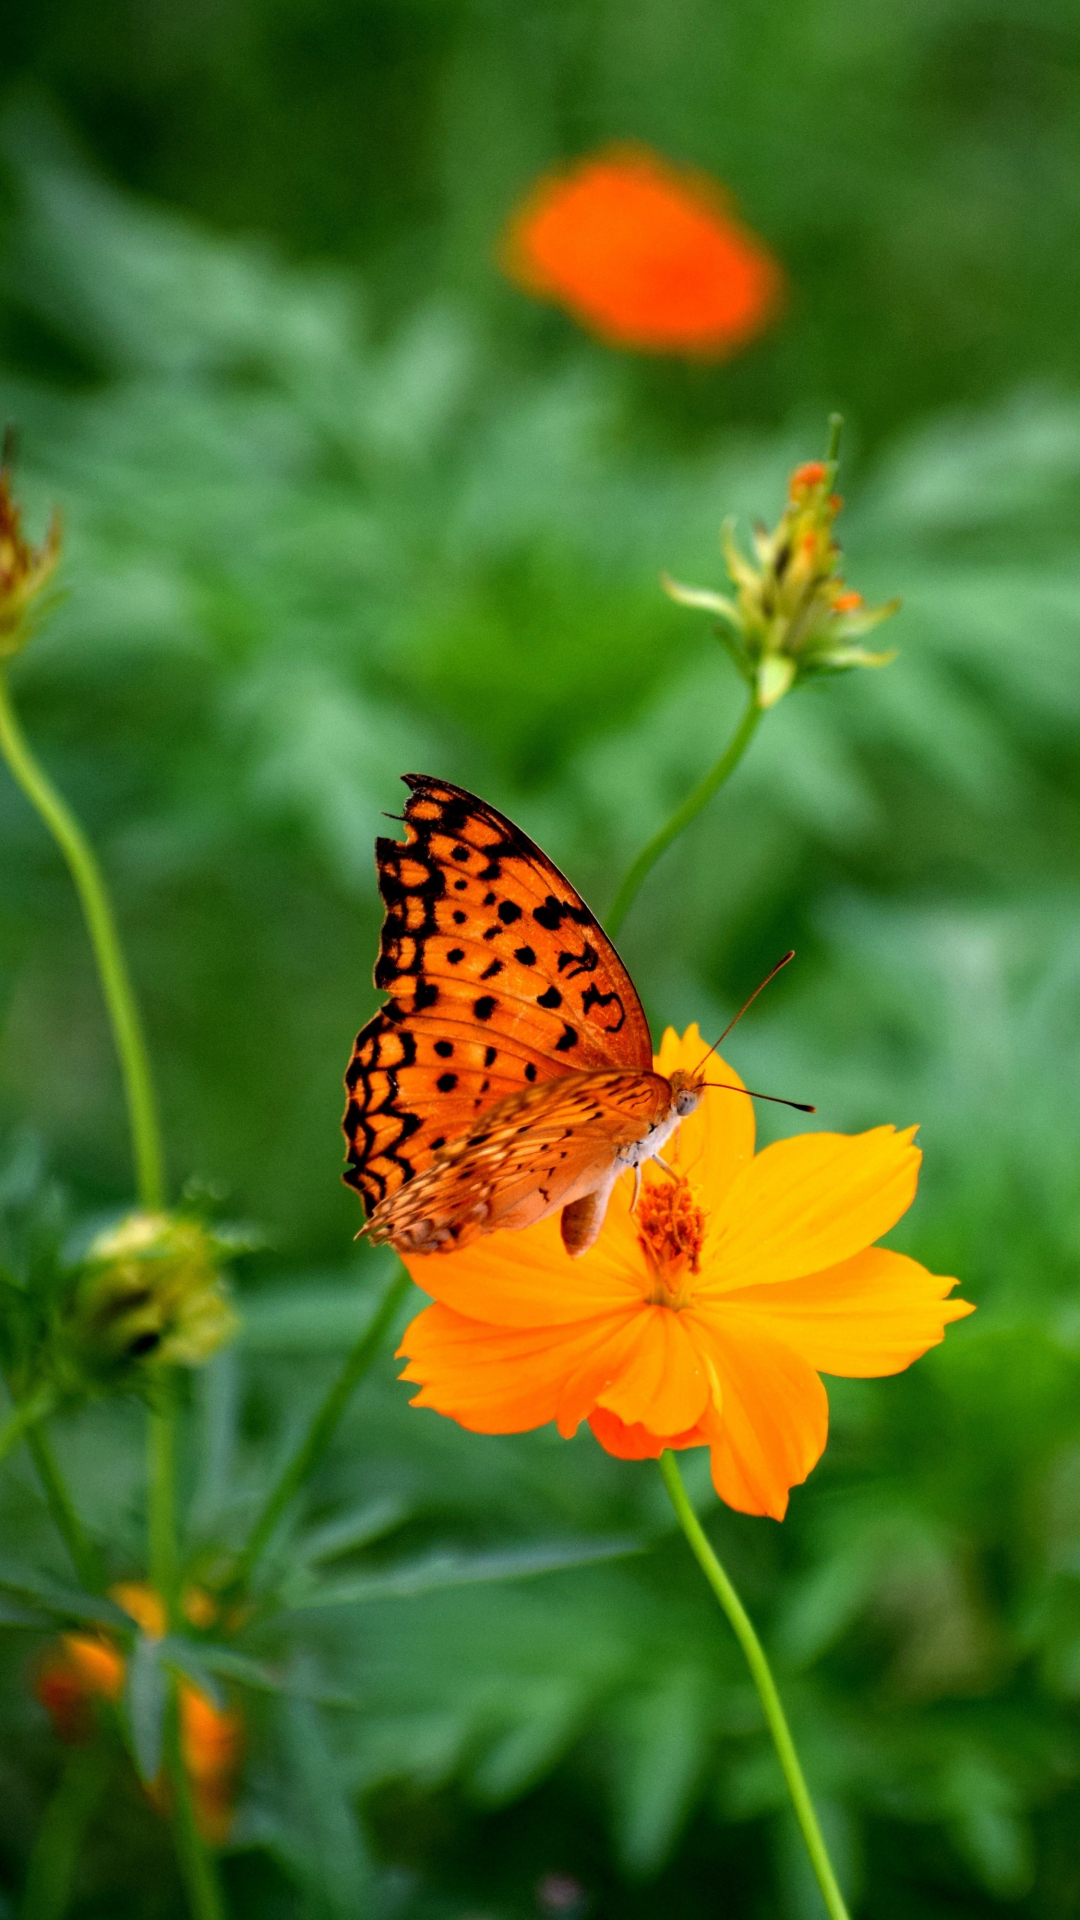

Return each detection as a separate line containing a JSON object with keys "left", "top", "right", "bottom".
{"left": 343, "top": 776, "right": 703, "bottom": 1257}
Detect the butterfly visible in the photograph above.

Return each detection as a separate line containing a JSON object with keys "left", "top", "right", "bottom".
{"left": 342, "top": 775, "right": 705, "bottom": 1259}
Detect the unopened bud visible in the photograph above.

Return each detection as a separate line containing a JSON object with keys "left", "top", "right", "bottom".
{"left": 65, "top": 1211, "right": 239, "bottom": 1383}
{"left": 0, "top": 454, "right": 61, "bottom": 658}
{"left": 663, "top": 431, "right": 899, "bottom": 709}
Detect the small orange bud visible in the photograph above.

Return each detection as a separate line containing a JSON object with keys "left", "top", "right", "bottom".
{"left": 0, "top": 462, "right": 61, "bottom": 656}
{"left": 790, "top": 461, "right": 827, "bottom": 494}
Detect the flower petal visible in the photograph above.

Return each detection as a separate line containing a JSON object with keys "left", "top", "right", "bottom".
{"left": 717, "top": 1247, "right": 973, "bottom": 1376}
{"left": 594, "top": 1306, "right": 712, "bottom": 1435}
{"left": 588, "top": 1406, "right": 709, "bottom": 1459}
{"left": 398, "top": 1301, "right": 632, "bottom": 1433}
{"left": 403, "top": 1207, "right": 642, "bottom": 1328}
{"left": 684, "top": 1312, "right": 828, "bottom": 1519}
{"left": 702, "top": 1126, "right": 921, "bottom": 1291}
{"left": 654, "top": 1027, "right": 755, "bottom": 1212}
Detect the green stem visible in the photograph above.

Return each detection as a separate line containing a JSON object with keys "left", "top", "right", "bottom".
{"left": 19, "top": 1743, "right": 108, "bottom": 1920}
{"left": 25, "top": 1425, "right": 102, "bottom": 1592}
{"left": 605, "top": 693, "right": 761, "bottom": 939}
{"left": 0, "top": 1385, "right": 56, "bottom": 1469}
{"left": 658, "top": 1452, "right": 850, "bottom": 1920}
{"left": 148, "top": 1382, "right": 179, "bottom": 1616}
{"left": 0, "top": 665, "right": 164, "bottom": 1210}
{"left": 230, "top": 1267, "right": 411, "bottom": 1589}
{"left": 164, "top": 1688, "right": 226, "bottom": 1920}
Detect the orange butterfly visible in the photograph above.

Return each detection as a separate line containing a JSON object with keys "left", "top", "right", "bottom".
{"left": 342, "top": 776, "right": 706, "bottom": 1258}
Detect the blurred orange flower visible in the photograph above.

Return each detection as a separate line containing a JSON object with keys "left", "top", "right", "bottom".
{"left": 398, "top": 1026, "right": 973, "bottom": 1519}
{"left": 500, "top": 144, "right": 783, "bottom": 357}
{"left": 34, "top": 1581, "right": 242, "bottom": 1842}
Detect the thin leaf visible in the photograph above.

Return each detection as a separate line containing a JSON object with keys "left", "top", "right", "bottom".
{"left": 284, "top": 1536, "right": 645, "bottom": 1611}
{"left": 125, "top": 1633, "right": 167, "bottom": 1784}
{"left": 0, "top": 1557, "right": 128, "bottom": 1629}
{"left": 298, "top": 1496, "right": 412, "bottom": 1567}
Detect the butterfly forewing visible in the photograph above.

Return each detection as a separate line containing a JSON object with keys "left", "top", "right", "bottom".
{"left": 344, "top": 776, "right": 654, "bottom": 1213}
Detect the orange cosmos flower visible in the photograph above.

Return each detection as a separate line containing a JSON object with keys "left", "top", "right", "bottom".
{"left": 398, "top": 1027, "right": 973, "bottom": 1520}
{"left": 500, "top": 144, "right": 783, "bottom": 358}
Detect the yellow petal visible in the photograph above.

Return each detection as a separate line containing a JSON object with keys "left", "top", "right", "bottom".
{"left": 397, "top": 1300, "right": 636, "bottom": 1432}
{"left": 403, "top": 1206, "right": 643, "bottom": 1328}
{"left": 716, "top": 1247, "right": 973, "bottom": 1376}
{"left": 592, "top": 1305, "right": 712, "bottom": 1436}
{"left": 684, "top": 1312, "right": 828, "bottom": 1519}
{"left": 701, "top": 1125, "right": 921, "bottom": 1292}
{"left": 653, "top": 1026, "right": 755, "bottom": 1211}
{"left": 588, "top": 1407, "right": 709, "bottom": 1459}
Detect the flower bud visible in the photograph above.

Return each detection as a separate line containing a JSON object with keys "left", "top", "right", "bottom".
{"left": 0, "top": 462, "right": 61, "bottom": 658}
{"left": 64, "top": 1211, "right": 239, "bottom": 1384}
{"left": 663, "top": 447, "right": 899, "bottom": 709}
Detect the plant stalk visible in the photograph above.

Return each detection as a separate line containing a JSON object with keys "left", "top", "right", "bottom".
{"left": 0, "top": 666, "right": 164, "bottom": 1211}
{"left": 230, "top": 1266, "right": 412, "bottom": 1589}
{"left": 164, "top": 1689, "right": 226, "bottom": 1920}
{"left": 19, "top": 1743, "right": 108, "bottom": 1920}
{"left": 25, "top": 1424, "right": 102, "bottom": 1592}
{"left": 148, "top": 1380, "right": 179, "bottom": 1615}
{"left": 0, "top": 1385, "right": 56, "bottom": 1469}
{"left": 606, "top": 693, "right": 761, "bottom": 939}
{"left": 658, "top": 1451, "right": 850, "bottom": 1920}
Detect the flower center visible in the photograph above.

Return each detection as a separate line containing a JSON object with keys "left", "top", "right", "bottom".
{"left": 636, "top": 1174, "right": 706, "bottom": 1309}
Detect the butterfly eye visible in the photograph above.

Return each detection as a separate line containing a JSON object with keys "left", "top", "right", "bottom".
{"left": 675, "top": 1087, "right": 701, "bottom": 1117}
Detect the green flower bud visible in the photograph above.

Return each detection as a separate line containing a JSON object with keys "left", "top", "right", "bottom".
{"left": 65, "top": 1211, "right": 239, "bottom": 1383}
{"left": 0, "top": 464, "right": 61, "bottom": 659}
{"left": 663, "top": 452, "right": 899, "bottom": 709}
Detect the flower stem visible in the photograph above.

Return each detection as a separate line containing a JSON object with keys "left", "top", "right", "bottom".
{"left": 19, "top": 1742, "right": 108, "bottom": 1920}
{"left": 163, "top": 1689, "right": 226, "bottom": 1920}
{"left": 24, "top": 1424, "right": 102, "bottom": 1592}
{"left": 148, "top": 1381, "right": 179, "bottom": 1614}
{"left": 230, "top": 1266, "right": 412, "bottom": 1590}
{"left": 658, "top": 1451, "right": 850, "bottom": 1920}
{"left": 0, "top": 1385, "right": 56, "bottom": 1469}
{"left": 0, "top": 666, "right": 164, "bottom": 1211}
{"left": 605, "top": 693, "right": 761, "bottom": 939}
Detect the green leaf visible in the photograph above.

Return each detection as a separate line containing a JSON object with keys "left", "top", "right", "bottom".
{"left": 280, "top": 1677, "right": 375, "bottom": 1918}
{"left": 284, "top": 1537, "right": 645, "bottom": 1611}
{"left": 124, "top": 1633, "right": 167, "bottom": 1784}
{"left": 298, "top": 1496, "right": 412, "bottom": 1567}
{"left": 0, "top": 1557, "right": 127, "bottom": 1629}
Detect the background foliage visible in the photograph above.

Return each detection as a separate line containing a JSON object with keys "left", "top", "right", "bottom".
{"left": 3, "top": 3, "right": 1080, "bottom": 1915}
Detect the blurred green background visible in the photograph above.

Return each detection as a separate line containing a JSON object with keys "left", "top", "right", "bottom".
{"left": 3, "top": 2, "right": 1080, "bottom": 1915}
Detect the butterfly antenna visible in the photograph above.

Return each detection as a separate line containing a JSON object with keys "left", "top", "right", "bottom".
{"left": 695, "top": 950, "right": 796, "bottom": 1072}
{"left": 702, "top": 1081, "right": 815, "bottom": 1114}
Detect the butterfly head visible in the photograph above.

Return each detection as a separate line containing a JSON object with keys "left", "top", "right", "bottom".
{"left": 668, "top": 1068, "right": 707, "bottom": 1118}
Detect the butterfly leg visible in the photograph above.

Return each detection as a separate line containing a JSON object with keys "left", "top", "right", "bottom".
{"left": 629, "top": 1165, "right": 642, "bottom": 1214}
{"left": 653, "top": 1155, "right": 678, "bottom": 1181}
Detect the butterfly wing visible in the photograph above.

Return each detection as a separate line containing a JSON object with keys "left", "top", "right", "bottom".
{"left": 364, "top": 1069, "right": 672, "bottom": 1254}
{"left": 344, "top": 775, "right": 653, "bottom": 1215}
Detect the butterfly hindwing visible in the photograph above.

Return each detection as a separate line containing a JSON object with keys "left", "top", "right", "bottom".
{"left": 364, "top": 1069, "right": 672, "bottom": 1254}
{"left": 344, "top": 775, "right": 654, "bottom": 1210}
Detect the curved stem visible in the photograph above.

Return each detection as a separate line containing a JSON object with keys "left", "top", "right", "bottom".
{"left": 658, "top": 1452, "right": 850, "bottom": 1920}
{"left": 164, "top": 1686, "right": 226, "bottom": 1920}
{"left": 0, "top": 666, "right": 164, "bottom": 1210}
{"left": 605, "top": 694, "right": 761, "bottom": 939}
{"left": 25, "top": 1424, "right": 102, "bottom": 1592}
{"left": 230, "top": 1266, "right": 412, "bottom": 1590}
{"left": 19, "top": 1742, "right": 108, "bottom": 1920}
{"left": 0, "top": 1385, "right": 55, "bottom": 1469}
